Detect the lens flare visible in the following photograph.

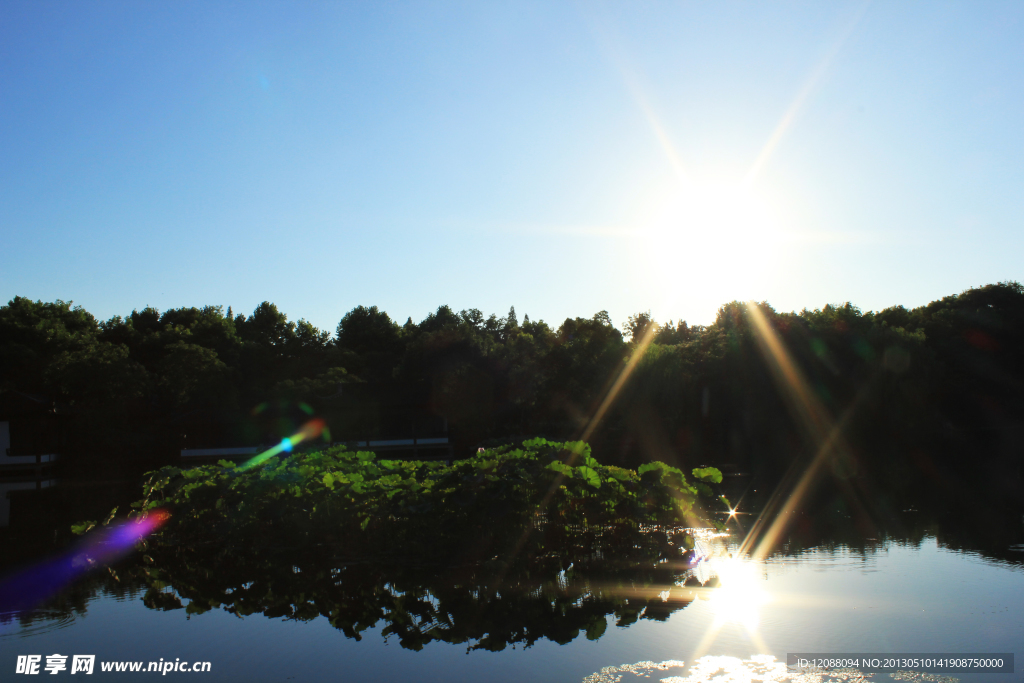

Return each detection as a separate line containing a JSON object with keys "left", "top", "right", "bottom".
{"left": 236, "top": 418, "right": 326, "bottom": 471}
{"left": 0, "top": 510, "right": 169, "bottom": 617}
{"left": 739, "top": 303, "right": 875, "bottom": 562}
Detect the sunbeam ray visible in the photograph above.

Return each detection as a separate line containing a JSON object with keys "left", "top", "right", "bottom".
{"left": 738, "top": 302, "right": 876, "bottom": 562}
{"left": 743, "top": 1, "right": 871, "bottom": 187}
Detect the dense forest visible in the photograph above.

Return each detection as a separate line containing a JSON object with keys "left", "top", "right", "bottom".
{"left": 1, "top": 282, "right": 1022, "bottom": 510}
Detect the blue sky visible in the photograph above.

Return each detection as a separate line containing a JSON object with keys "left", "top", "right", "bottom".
{"left": 2, "top": 1, "right": 1022, "bottom": 332}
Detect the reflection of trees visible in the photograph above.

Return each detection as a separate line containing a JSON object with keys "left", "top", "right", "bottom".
{"left": 743, "top": 495, "right": 1024, "bottom": 568}
{"left": 128, "top": 524, "right": 718, "bottom": 651}
{"left": 8, "top": 502, "right": 1018, "bottom": 643}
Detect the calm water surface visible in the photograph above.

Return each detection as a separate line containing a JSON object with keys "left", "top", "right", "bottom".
{"left": 1, "top": 478, "right": 1022, "bottom": 683}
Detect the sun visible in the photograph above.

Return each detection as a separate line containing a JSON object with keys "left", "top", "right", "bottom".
{"left": 631, "top": 180, "right": 786, "bottom": 317}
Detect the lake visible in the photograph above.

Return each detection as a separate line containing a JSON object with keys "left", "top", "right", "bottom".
{"left": 1, "top": 475, "right": 1022, "bottom": 683}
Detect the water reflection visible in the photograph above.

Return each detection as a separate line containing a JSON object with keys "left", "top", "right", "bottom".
{"left": 0, "top": 476, "right": 57, "bottom": 528}
{"left": 4, "top": 498, "right": 1022, "bottom": 641}
{"left": 121, "top": 525, "right": 723, "bottom": 651}
{"left": 1, "top": 476, "right": 1021, "bottom": 683}
{"left": 0, "top": 574, "right": 145, "bottom": 639}
{"left": 705, "top": 556, "right": 771, "bottom": 634}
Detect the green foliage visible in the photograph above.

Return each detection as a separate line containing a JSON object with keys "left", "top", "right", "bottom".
{"left": 78, "top": 439, "right": 725, "bottom": 652}
{"left": 156, "top": 341, "right": 231, "bottom": 408}
{"left": 130, "top": 439, "right": 723, "bottom": 555}
{"left": 0, "top": 297, "right": 101, "bottom": 394}
{"left": 70, "top": 521, "right": 97, "bottom": 536}
{"left": 85, "top": 441, "right": 722, "bottom": 651}
{"left": 692, "top": 467, "right": 723, "bottom": 484}
{"left": 46, "top": 342, "right": 149, "bottom": 404}
{"left": 336, "top": 305, "right": 401, "bottom": 356}
{"left": 5, "top": 282, "right": 1024, "bottom": 510}
{"left": 622, "top": 311, "right": 655, "bottom": 341}
{"left": 273, "top": 366, "right": 352, "bottom": 398}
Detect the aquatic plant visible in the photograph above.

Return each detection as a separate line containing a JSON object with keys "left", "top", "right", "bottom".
{"left": 63, "top": 440, "right": 726, "bottom": 649}
{"left": 123, "top": 438, "right": 725, "bottom": 558}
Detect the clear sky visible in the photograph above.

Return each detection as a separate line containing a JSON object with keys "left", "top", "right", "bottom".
{"left": 2, "top": 1, "right": 1022, "bottom": 333}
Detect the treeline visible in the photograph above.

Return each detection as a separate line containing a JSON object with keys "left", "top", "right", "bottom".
{"left": 1, "top": 283, "right": 1022, "bottom": 508}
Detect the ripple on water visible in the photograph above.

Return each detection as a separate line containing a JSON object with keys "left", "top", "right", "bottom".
{"left": 0, "top": 610, "right": 77, "bottom": 639}
{"left": 581, "top": 656, "right": 961, "bottom": 683}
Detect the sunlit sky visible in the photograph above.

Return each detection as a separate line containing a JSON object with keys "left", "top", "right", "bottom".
{"left": 2, "top": 1, "right": 1023, "bottom": 332}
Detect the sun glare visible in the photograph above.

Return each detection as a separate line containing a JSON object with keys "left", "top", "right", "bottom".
{"left": 633, "top": 181, "right": 785, "bottom": 316}
{"left": 707, "top": 557, "right": 771, "bottom": 632}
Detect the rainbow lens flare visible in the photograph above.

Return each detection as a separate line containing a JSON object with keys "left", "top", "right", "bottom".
{"left": 1, "top": 417, "right": 328, "bottom": 618}
{"left": 237, "top": 418, "right": 326, "bottom": 470}
{"left": 0, "top": 510, "right": 169, "bottom": 617}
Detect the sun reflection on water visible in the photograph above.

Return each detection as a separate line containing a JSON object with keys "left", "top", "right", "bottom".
{"left": 706, "top": 556, "right": 771, "bottom": 632}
